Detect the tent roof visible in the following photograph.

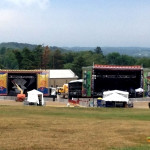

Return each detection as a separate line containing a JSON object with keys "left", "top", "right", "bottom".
{"left": 135, "top": 88, "right": 144, "bottom": 92}
{"left": 103, "top": 90, "right": 129, "bottom": 95}
{"left": 102, "top": 93, "right": 129, "bottom": 102}
{"left": 27, "top": 89, "right": 43, "bottom": 95}
{"left": 69, "top": 79, "right": 83, "bottom": 83}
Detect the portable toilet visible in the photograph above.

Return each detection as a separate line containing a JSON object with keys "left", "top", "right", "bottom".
{"left": 97, "top": 97, "right": 103, "bottom": 107}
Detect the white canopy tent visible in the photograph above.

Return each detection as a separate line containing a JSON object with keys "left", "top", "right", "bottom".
{"left": 102, "top": 90, "right": 129, "bottom": 105}
{"left": 103, "top": 90, "right": 129, "bottom": 99}
{"left": 135, "top": 88, "right": 144, "bottom": 93}
{"left": 102, "top": 92, "right": 129, "bottom": 102}
{"left": 27, "top": 89, "right": 44, "bottom": 106}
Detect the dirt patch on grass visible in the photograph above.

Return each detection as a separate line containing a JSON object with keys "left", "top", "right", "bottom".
{"left": 133, "top": 101, "right": 150, "bottom": 109}
{"left": 0, "top": 100, "right": 68, "bottom": 107}
{"left": 46, "top": 101, "right": 68, "bottom": 107}
{"left": 0, "top": 100, "right": 23, "bottom": 106}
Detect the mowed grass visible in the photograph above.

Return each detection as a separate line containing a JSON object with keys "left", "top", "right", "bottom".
{"left": 0, "top": 106, "right": 150, "bottom": 150}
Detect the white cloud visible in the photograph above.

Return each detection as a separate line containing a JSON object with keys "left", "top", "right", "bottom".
{"left": 6, "top": 0, "right": 50, "bottom": 9}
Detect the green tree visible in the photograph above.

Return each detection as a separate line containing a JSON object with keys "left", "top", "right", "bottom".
{"left": 13, "top": 49, "right": 23, "bottom": 69}
{"left": 63, "top": 63, "right": 74, "bottom": 70}
{"left": 136, "top": 57, "right": 150, "bottom": 68}
{"left": 3, "top": 50, "right": 18, "bottom": 69}
{"left": 63, "top": 52, "right": 76, "bottom": 64}
{"left": 106, "top": 52, "right": 121, "bottom": 65}
{"left": 120, "top": 55, "right": 136, "bottom": 65}
{"left": 79, "top": 51, "right": 107, "bottom": 66}
{"left": 21, "top": 47, "right": 34, "bottom": 69}
{"left": 42, "top": 46, "right": 50, "bottom": 69}
{"left": 0, "top": 47, "right": 7, "bottom": 55}
{"left": 79, "top": 51, "right": 93, "bottom": 66}
{"left": 72, "top": 56, "right": 86, "bottom": 78}
{"left": 52, "top": 49, "right": 64, "bottom": 69}
{"left": 106, "top": 52, "right": 137, "bottom": 65}
{"left": 33, "top": 45, "right": 43, "bottom": 69}
{"left": 94, "top": 46, "right": 103, "bottom": 55}
{"left": 92, "top": 53, "right": 107, "bottom": 65}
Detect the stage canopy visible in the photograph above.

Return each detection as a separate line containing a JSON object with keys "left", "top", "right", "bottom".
{"left": 94, "top": 64, "right": 142, "bottom": 70}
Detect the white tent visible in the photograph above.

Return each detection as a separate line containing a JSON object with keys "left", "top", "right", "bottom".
{"left": 135, "top": 88, "right": 144, "bottom": 93}
{"left": 103, "top": 90, "right": 129, "bottom": 102}
{"left": 103, "top": 90, "right": 129, "bottom": 98}
{"left": 27, "top": 89, "right": 44, "bottom": 105}
{"left": 102, "top": 92, "right": 129, "bottom": 102}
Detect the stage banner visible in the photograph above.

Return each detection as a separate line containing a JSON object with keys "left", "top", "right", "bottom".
{"left": 0, "top": 73, "right": 7, "bottom": 95}
{"left": 82, "top": 67, "right": 92, "bottom": 97}
{"left": 144, "top": 71, "right": 150, "bottom": 96}
{"left": 37, "top": 72, "right": 48, "bottom": 95}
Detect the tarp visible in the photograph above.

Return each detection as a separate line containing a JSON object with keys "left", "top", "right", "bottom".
{"left": 27, "top": 89, "right": 44, "bottom": 105}
{"left": 102, "top": 92, "right": 129, "bottom": 102}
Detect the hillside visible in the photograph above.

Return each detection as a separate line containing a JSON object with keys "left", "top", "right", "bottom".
{"left": 64, "top": 46, "right": 150, "bottom": 57}
{"left": 102, "top": 47, "right": 150, "bottom": 57}
{"left": 0, "top": 42, "right": 37, "bottom": 50}
{"left": 1, "top": 42, "right": 150, "bottom": 57}
{"left": 0, "top": 42, "right": 66, "bottom": 52}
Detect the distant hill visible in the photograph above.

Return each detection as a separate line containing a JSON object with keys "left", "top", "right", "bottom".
{"left": 63, "top": 46, "right": 150, "bottom": 57}
{"left": 0, "top": 42, "right": 150, "bottom": 57}
{"left": 0, "top": 42, "right": 37, "bottom": 50}
{"left": 0, "top": 42, "right": 66, "bottom": 52}
{"left": 101, "top": 47, "right": 150, "bottom": 57}
{"left": 62, "top": 47, "right": 95, "bottom": 51}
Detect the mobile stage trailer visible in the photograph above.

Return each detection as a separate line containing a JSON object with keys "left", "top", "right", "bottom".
{"left": 0, "top": 70, "right": 49, "bottom": 96}
{"left": 82, "top": 65, "right": 143, "bottom": 98}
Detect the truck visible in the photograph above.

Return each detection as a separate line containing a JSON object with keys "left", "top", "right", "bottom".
{"left": 57, "top": 84, "right": 68, "bottom": 98}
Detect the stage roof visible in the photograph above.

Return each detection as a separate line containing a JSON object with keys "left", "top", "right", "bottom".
{"left": 0, "top": 70, "right": 48, "bottom": 73}
{"left": 94, "top": 64, "right": 142, "bottom": 70}
{"left": 49, "top": 69, "right": 78, "bottom": 79}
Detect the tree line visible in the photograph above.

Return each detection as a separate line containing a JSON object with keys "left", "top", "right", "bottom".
{"left": 0, "top": 46, "right": 149, "bottom": 78}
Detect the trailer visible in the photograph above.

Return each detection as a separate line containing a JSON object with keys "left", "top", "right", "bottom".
{"left": 68, "top": 79, "right": 83, "bottom": 104}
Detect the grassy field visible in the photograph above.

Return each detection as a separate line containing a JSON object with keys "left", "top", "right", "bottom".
{"left": 0, "top": 106, "right": 150, "bottom": 150}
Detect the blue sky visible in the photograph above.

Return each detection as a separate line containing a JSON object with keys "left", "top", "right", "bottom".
{"left": 0, "top": 0, "right": 150, "bottom": 47}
